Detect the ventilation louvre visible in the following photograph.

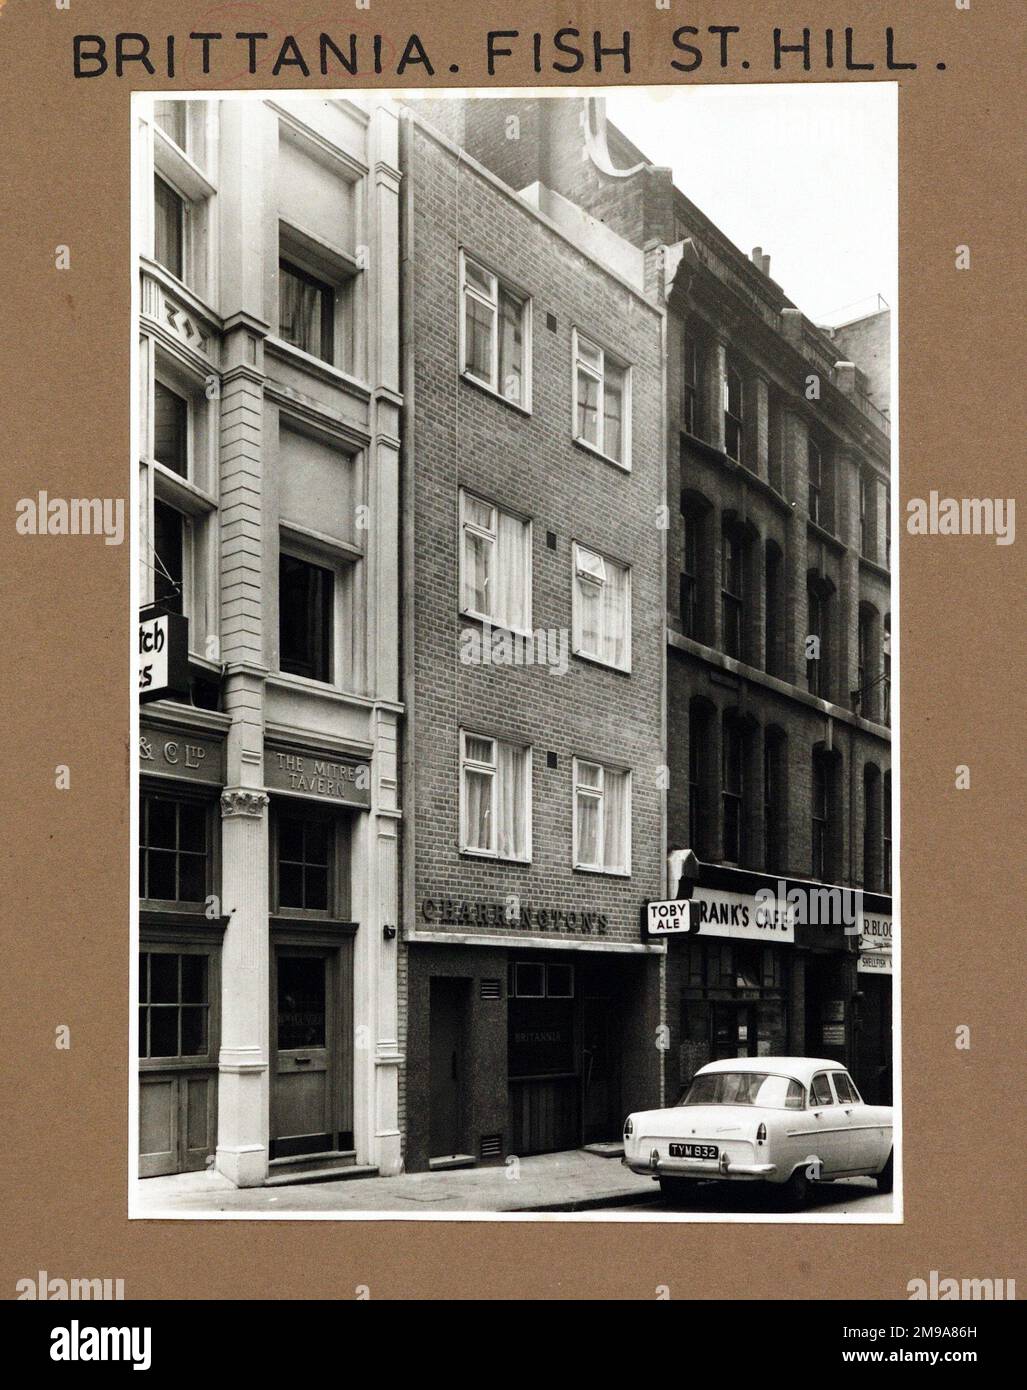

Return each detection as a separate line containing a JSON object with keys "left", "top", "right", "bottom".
{"left": 480, "top": 1133, "right": 503, "bottom": 1159}
{"left": 480, "top": 978, "right": 502, "bottom": 1000}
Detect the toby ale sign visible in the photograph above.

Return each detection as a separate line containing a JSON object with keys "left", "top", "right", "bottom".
{"left": 644, "top": 899, "right": 699, "bottom": 936}
{"left": 138, "top": 607, "right": 189, "bottom": 702}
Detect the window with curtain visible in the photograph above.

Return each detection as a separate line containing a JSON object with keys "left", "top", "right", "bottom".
{"left": 460, "top": 732, "right": 531, "bottom": 861}
{"left": 572, "top": 544, "right": 630, "bottom": 670}
{"left": 573, "top": 331, "right": 631, "bottom": 466}
{"left": 574, "top": 759, "right": 631, "bottom": 874}
{"left": 459, "top": 490, "right": 531, "bottom": 632}
{"left": 154, "top": 174, "right": 184, "bottom": 280}
{"left": 460, "top": 253, "right": 530, "bottom": 407}
{"left": 279, "top": 259, "right": 335, "bottom": 363}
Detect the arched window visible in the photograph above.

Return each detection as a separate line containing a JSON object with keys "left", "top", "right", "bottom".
{"left": 858, "top": 602, "right": 881, "bottom": 719}
{"left": 679, "top": 491, "right": 711, "bottom": 642}
{"left": 883, "top": 769, "right": 892, "bottom": 891}
{"left": 682, "top": 329, "right": 706, "bottom": 438}
{"left": 863, "top": 763, "right": 882, "bottom": 889}
{"left": 808, "top": 436, "right": 834, "bottom": 531}
{"left": 811, "top": 748, "right": 841, "bottom": 881}
{"left": 721, "top": 522, "right": 746, "bottom": 659}
{"left": 688, "top": 698, "right": 715, "bottom": 857}
{"left": 883, "top": 613, "right": 891, "bottom": 725}
{"left": 807, "top": 571, "right": 835, "bottom": 699}
{"left": 764, "top": 540, "right": 785, "bottom": 678}
{"left": 724, "top": 362, "right": 745, "bottom": 461}
{"left": 722, "top": 712, "right": 744, "bottom": 864}
{"left": 763, "top": 727, "right": 787, "bottom": 873}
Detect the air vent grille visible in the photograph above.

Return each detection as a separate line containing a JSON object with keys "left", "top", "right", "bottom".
{"left": 480, "top": 978, "right": 502, "bottom": 1000}
{"left": 480, "top": 1133, "right": 503, "bottom": 1159}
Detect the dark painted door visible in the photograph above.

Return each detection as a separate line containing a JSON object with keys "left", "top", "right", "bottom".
{"left": 429, "top": 978, "right": 466, "bottom": 1157}
{"left": 582, "top": 997, "right": 621, "bottom": 1142}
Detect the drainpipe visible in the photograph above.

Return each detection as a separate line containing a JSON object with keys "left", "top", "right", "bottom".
{"left": 398, "top": 111, "right": 417, "bottom": 949}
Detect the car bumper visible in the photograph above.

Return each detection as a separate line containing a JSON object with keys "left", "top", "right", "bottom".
{"left": 623, "top": 1153, "right": 777, "bottom": 1181}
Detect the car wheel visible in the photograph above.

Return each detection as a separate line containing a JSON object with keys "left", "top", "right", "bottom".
{"left": 658, "top": 1176, "right": 697, "bottom": 1201}
{"left": 877, "top": 1151, "right": 894, "bottom": 1194}
{"left": 781, "top": 1167, "right": 810, "bottom": 1210}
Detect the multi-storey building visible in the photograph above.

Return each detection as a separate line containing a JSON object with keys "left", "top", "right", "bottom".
{"left": 135, "top": 95, "right": 404, "bottom": 1183}
{"left": 452, "top": 95, "right": 894, "bottom": 1108}
{"left": 135, "top": 92, "right": 894, "bottom": 1192}
{"left": 397, "top": 101, "right": 667, "bottom": 1169}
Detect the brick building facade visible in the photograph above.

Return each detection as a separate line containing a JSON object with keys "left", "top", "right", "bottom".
{"left": 397, "top": 104, "right": 667, "bottom": 1169}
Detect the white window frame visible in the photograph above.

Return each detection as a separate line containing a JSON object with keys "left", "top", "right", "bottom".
{"left": 459, "top": 731, "right": 532, "bottom": 863}
{"left": 458, "top": 489, "right": 533, "bottom": 635}
{"left": 571, "top": 543, "right": 632, "bottom": 672}
{"left": 459, "top": 250, "right": 532, "bottom": 411}
{"left": 572, "top": 758, "right": 632, "bottom": 876}
{"left": 276, "top": 528, "right": 358, "bottom": 693}
{"left": 572, "top": 329, "right": 632, "bottom": 470}
{"left": 150, "top": 112, "right": 216, "bottom": 301}
{"left": 140, "top": 338, "right": 218, "bottom": 661}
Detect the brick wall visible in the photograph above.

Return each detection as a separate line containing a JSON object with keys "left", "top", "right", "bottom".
{"left": 404, "top": 113, "right": 666, "bottom": 946}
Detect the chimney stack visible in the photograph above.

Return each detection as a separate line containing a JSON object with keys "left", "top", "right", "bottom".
{"left": 751, "top": 246, "right": 772, "bottom": 276}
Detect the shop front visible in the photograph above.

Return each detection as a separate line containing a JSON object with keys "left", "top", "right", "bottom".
{"left": 854, "top": 900, "right": 893, "bottom": 1103}
{"left": 405, "top": 908, "right": 663, "bottom": 1171}
{"left": 667, "top": 864, "right": 893, "bottom": 1104}
{"left": 138, "top": 713, "right": 228, "bottom": 1177}
{"left": 671, "top": 871, "right": 796, "bottom": 1095}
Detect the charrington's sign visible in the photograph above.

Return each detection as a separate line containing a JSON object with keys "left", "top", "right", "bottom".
{"left": 421, "top": 899, "right": 609, "bottom": 935}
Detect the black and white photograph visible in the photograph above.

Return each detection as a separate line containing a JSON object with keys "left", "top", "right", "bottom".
{"left": 131, "top": 85, "right": 897, "bottom": 1222}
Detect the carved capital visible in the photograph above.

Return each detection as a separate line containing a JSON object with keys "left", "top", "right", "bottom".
{"left": 220, "top": 788, "right": 269, "bottom": 820}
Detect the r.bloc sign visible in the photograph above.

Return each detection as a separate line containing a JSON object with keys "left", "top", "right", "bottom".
{"left": 138, "top": 608, "right": 189, "bottom": 702}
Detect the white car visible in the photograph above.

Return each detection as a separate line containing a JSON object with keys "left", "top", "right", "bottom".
{"left": 623, "top": 1056, "right": 893, "bottom": 1207}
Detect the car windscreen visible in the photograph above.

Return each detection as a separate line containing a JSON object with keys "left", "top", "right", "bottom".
{"left": 682, "top": 1072, "right": 804, "bottom": 1108}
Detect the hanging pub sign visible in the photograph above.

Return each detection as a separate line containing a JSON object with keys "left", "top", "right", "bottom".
{"left": 138, "top": 606, "right": 189, "bottom": 703}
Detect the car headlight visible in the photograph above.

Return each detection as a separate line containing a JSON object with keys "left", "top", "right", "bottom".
{"left": 623, "top": 1116, "right": 633, "bottom": 1137}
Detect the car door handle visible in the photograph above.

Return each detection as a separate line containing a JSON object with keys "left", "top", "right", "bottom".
{"left": 295, "top": 1056, "right": 312, "bottom": 1065}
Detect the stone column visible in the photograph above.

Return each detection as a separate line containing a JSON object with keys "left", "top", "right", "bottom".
{"left": 214, "top": 101, "right": 272, "bottom": 1186}
{"left": 216, "top": 780, "right": 270, "bottom": 1186}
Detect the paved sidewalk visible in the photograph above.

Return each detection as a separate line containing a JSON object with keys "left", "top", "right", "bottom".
{"left": 132, "top": 1149, "right": 656, "bottom": 1217}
